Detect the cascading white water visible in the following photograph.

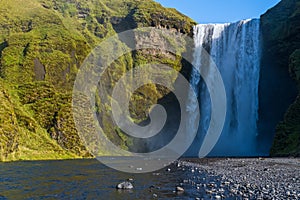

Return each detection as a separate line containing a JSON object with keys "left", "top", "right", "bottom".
{"left": 187, "top": 19, "right": 261, "bottom": 156}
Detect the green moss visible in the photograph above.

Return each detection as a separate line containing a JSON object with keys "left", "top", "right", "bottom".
{"left": 261, "top": 0, "right": 300, "bottom": 157}
{"left": 0, "top": 0, "right": 195, "bottom": 161}
{"left": 271, "top": 95, "right": 300, "bottom": 157}
{"left": 0, "top": 79, "right": 79, "bottom": 161}
{"left": 132, "top": 1, "right": 196, "bottom": 34}
{"left": 289, "top": 49, "right": 300, "bottom": 84}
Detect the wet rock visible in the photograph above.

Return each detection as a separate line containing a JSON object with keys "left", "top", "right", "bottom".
{"left": 208, "top": 183, "right": 216, "bottom": 188}
{"left": 116, "top": 181, "right": 134, "bottom": 190}
{"left": 176, "top": 186, "right": 184, "bottom": 192}
{"left": 206, "top": 189, "right": 214, "bottom": 194}
{"left": 149, "top": 185, "right": 155, "bottom": 188}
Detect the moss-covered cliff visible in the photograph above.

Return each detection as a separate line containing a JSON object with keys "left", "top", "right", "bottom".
{"left": 260, "top": 0, "right": 300, "bottom": 156}
{"left": 0, "top": 0, "right": 195, "bottom": 161}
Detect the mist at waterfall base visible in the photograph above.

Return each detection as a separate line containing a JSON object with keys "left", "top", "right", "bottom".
{"left": 185, "top": 19, "right": 266, "bottom": 157}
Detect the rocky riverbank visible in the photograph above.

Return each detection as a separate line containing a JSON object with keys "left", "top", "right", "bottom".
{"left": 175, "top": 158, "right": 300, "bottom": 199}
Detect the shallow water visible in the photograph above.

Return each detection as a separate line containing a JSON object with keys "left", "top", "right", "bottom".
{"left": 0, "top": 159, "right": 225, "bottom": 200}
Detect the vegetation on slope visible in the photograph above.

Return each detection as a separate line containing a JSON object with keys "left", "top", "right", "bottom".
{"left": 261, "top": 0, "right": 300, "bottom": 157}
{"left": 0, "top": 0, "right": 195, "bottom": 160}
{"left": 0, "top": 79, "right": 78, "bottom": 161}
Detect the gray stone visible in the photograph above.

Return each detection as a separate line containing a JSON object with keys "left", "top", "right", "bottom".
{"left": 176, "top": 186, "right": 184, "bottom": 192}
{"left": 116, "top": 181, "right": 134, "bottom": 190}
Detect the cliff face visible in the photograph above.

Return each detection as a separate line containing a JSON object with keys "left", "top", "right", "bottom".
{"left": 260, "top": 0, "right": 300, "bottom": 156}
{"left": 0, "top": 0, "right": 195, "bottom": 161}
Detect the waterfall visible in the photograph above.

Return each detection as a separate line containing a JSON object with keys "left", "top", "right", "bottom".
{"left": 187, "top": 19, "right": 261, "bottom": 156}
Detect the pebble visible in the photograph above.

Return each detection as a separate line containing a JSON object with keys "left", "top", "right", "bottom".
{"left": 223, "top": 181, "right": 230, "bottom": 185}
{"left": 206, "top": 189, "right": 213, "bottom": 194}
{"left": 176, "top": 186, "right": 184, "bottom": 192}
{"left": 175, "top": 158, "right": 299, "bottom": 199}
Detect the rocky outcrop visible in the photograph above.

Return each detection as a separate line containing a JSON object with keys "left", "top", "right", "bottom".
{"left": 260, "top": 0, "right": 300, "bottom": 156}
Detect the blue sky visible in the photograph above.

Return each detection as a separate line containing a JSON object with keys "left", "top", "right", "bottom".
{"left": 154, "top": 0, "right": 281, "bottom": 23}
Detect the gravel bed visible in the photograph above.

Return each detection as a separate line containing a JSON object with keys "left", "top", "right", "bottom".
{"left": 177, "top": 158, "right": 300, "bottom": 199}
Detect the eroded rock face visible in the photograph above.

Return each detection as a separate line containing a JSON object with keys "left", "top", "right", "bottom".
{"left": 34, "top": 58, "right": 46, "bottom": 81}
{"left": 259, "top": 0, "right": 300, "bottom": 156}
